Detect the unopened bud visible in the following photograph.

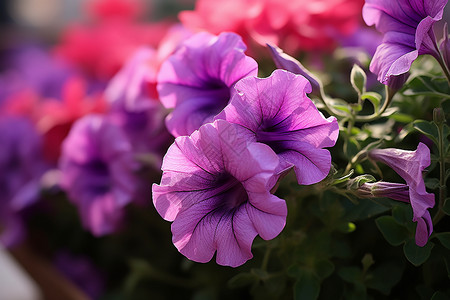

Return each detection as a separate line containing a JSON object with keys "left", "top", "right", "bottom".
{"left": 433, "top": 107, "right": 446, "bottom": 125}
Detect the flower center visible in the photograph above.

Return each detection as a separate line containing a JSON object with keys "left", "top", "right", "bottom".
{"left": 204, "top": 79, "right": 231, "bottom": 114}
{"left": 215, "top": 173, "right": 248, "bottom": 209}
{"left": 255, "top": 121, "right": 287, "bottom": 154}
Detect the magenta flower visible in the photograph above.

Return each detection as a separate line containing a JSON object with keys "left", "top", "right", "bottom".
{"left": 59, "top": 115, "right": 139, "bottom": 236}
{"left": 363, "top": 0, "right": 448, "bottom": 85}
{"left": 152, "top": 120, "right": 287, "bottom": 267}
{"left": 0, "top": 116, "right": 47, "bottom": 247}
{"left": 369, "top": 143, "right": 435, "bottom": 247}
{"left": 216, "top": 69, "right": 339, "bottom": 185}
{"left": 157, "top": 32, "right": 258, "bottom": 137}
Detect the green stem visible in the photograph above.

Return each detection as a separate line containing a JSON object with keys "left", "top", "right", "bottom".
{"left": 261, "top": 246, "right": 273, "bottom": 271}
{"left": 314, "top": 89, "right": 349, "bottom": 118}
{"left": 433, "top": 118, "right": 447, "bottom": 224}
{"left": 354, "top": 85, "right": 394, "bottom": 122}
{"left": 343, "top": 118, "right": 355, "bottom": 156}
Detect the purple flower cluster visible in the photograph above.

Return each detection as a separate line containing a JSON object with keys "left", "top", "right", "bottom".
{"left": 153, "top": 35, "right": 339, "bottom": 266}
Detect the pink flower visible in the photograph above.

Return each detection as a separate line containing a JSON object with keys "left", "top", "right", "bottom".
{"left": 153, "top": 120, "right": 286, "bottom": 267}
{"left": 179, "top": 0, "right": 365, "bottom": 55}
{"left": 55, "top": 18, "right": 173, "bottom": 80}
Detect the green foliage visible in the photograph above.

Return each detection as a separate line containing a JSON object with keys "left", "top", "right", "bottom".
{"left": 403, "top": 240, "right": 434, "bottom": 266}
{"left": 375, "top": 216, "right": 409, "bottom": 246}
{"left": 404, "top": 75, "right": 450, "bottom": 99}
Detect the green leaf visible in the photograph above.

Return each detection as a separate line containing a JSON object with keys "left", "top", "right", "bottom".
{"left": 431, "top": 291, "right": 450, "bottom": 300}
{"left": 333, "top": 104, "right": 352, "bottom": 115}
{"left": 361, "top": 254, "right": 374, "bottom": 273}
{"left": 365, "top": 263, "right": 403, "bottom": 295}
{"left": 361, "top": 92, "right": 381, "bottom": 112}
{"left": 344, "top": 198, "right": 391, "bottom": 221}
{"left": 436, "top": 232, "right": 450, "bottom": 250}
{"left": 392, "top": 205, "right": 413, "bottom": 228}
{"left": 425, "top": 178, "right": 441, "bottom": 190}
{"left": 403, "top": 239, "right": 434, "bottom": 266}
{"left": 403, "top": 75, "right": 450, "bottom": 99}
{"left": 375, "top": 216, "right": 409, "bottom": 246}
{"left": 228, "top": 273, "right": 258, "bottom": 289}
{"left": 350, "top": 103, "right": 363, "bottom": 112}
{"left": 389, "top": 113, "right": 414, "bottom": 123}
{"left": 338, "top": 266, "right": 361, "bottom": 283}
{"left": 293, "top": 271, "right": 320, "bottom": 300}
{"left": 314, "top": 260, "right": 335, "bottom": 280}
{"left": 413, "top": 120, "right": 439, "bottom": 145}
{"left": 350, "top": 64, "right": 367, "bottom": 95}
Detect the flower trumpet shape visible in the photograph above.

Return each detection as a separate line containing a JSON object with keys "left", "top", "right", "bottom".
{"left": 369, "top": 143, "right": 435, "bottom": 247}
{"left": 152, "top": 120, "right": 286, "bottom": 267}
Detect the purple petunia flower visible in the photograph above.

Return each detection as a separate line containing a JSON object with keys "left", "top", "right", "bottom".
{"left": 152, "top": 120, "right": 287, "bottom": 267}
{"left": 216, "top": 69, "right": 339, "bottom": 185}
{"left": 105, "top": 47, "right": 172, "bottom": 159}
{"left": 59, "top": 114, "right": 139, "bottom": 236}
{"left": 157, "top": 32, "right": 258, "bottom": 137}
{"left": 368, "top": 142, "right": 435, "bottom": 247}
{"left": 0, "top": 116, "right": 46, "bottom": 247}
{"left": 363, "top": 0, "right": 448, "bottom": 85}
